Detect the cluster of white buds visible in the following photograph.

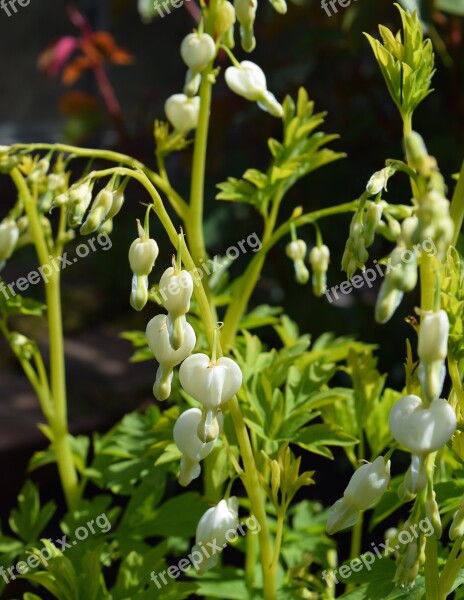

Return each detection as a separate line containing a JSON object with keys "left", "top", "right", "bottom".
{"left": 309, "top": 244, "right": 330, "bottom": 297}
{"left": 375, "top": 243, "right": 418, "bottom": 324}
{"left": 180, "top": 351, "right": 242, "bottom": 442}
{"left": 286, "top": 239, "right": 309, "bottom": 284}
{"left": 341, "top": 216, "right": 369, "bottom": 278}
{"left": 390, "top": 395, "right": 456, "bottom": 495}
{"left": 326, "top": 457, "right": 391, "bottom": 534}
{"left": 225, "top": 61, "right": 283, "bottom": 118}
{"left": 81, "top": 180, "right": 126, "bottom": 235}
{"left": 403, "top": 132, "right": 454, "bottom": 257}
{"left": 192, "top": 497, "right": 239, "bottom": 572}
{"left": 66, "top": 181, "right": 94, "bottom": 227}
{"left": 129, "top": 219, "right": 159, "bottom": 311}
{"left": 174, "top": 407, "right": 223, "bottom": 486}
{"left": 0, "top": 218, "right": 19, "bottom": 270}
{"left": 28, "top": 157, "right": 50, "bottom": 185}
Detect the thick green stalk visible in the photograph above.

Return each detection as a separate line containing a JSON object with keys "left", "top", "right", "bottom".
{"left": 450, "top": 161, "right": 464, "bottom": 246}
{"left": 10, "top": 168, "right": 80, "bottom": 511}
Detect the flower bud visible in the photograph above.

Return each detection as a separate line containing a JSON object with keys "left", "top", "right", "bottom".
{"left": 425, "top": 488, "right": 442, "bottom": 538}
{"left": 28, "top": 158, "right": 50, "bottom": 183}
{"left": 165, "top": 94, "right": 200, "bottom": 132}
{"left": 193, "top": 498, "right": 239, "bottom": 572}
{"left": 363, "top": 201, "right": 386, "bottom": 247}
{"left": 286, "top": 239, "right": 306, "bottom": 261}
{"left": 180, "top": 33, "right": 216, "bottom": 73}
{"left": 184, "top": 69, "right": 201, "bottom": 97}
{"left": 174, "top": 407, "right": 223, "bottom": 486}
{"left": 128, "top": 220, "right": 159, "bottom": 277}
{"left": 47, "top": 173, "right": 66, "bottom": 192}
{"left": 450, "top": 503, "right": 464, "bottom": 541}
{"left": 327, "top": 457, "right": 390, "bottom": 535}
{"left": 402, "top": 454, "right": 427, "bottom": 495}
{"left": 234, "top": 0, "right": 257, "bottom": 51}
{"left": 389, "top": 395, "right": 456, "bottom": 455}
{"left": 225, "top": 61, "right": 283, "bottom": 117}
{"left": 216, "top": 0, "right": 236, "bottom": 37}
{"left": 366, "top": 168, "right": 392, "bottom": 196}
{"left": 418, "top": 310, "right": 449, "bottom": 364}
{"left": 179, "top": 353, "right": 242, "bottom": 410}
{"left": 130, "top": 274, "right": 149, "bottom": 311}
{"left": 294, "top": 260, "right": 309, "bottom": 285}
{"left": 0, "top": 218, "right": 19, "bottom": 263}
{"left": 159, "top": 267, "right": 194, "bottom": 318}
{"left": 404, "top": 131, "right": 436, "bottom": 178}
{"left": 401, "top": 216, "right": 419, "bottom": 248}
{"left": 309, "top": 245, "right": 330, "bottom": 273}
{"left": 67, "top": 181, "right": 93, "bottom": 227}
{"left": 375, "top": 280, "right": 404, "bottom": 324}
{"left": 80, "top": 189, "right": 113, "bottom": 234}
{"left": 268, "top": 0, "right": 287, "bottom": 14}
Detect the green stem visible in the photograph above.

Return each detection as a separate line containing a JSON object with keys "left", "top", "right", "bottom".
{"left": 228, "top": 397, "right": 276, "bottom": 599}
{"left": 10, "top": 168, "right": 80, "bottom": 512}
{"left": 438, "top": 536, "right": 464, "bottom": 599}
{"left": 269, "top": 510, "right": 285, "bottom": 586}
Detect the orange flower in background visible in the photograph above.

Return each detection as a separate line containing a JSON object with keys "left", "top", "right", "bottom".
{"left": 38, "top": 5, "right": 134, "bottom": 85}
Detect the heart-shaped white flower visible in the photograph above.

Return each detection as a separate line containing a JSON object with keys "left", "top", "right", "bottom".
{"left": 165, "top": 94, "right": 200, "bottom": 132}
{"left": 225, "top": 61, "right": 267, "bottom": 101}
{"left": 179, "top": 353, "right": 242, "bottom": 409}
{"left": 180, "top": 33, "right": 216, "bottom": 73}
{"left": 418, "top": 310, "right": 449, "bottom": 364}
{"left": 159, "top": 266, "right": 193, "bottom": 318}
{"left": 389, "top": 395, "right": 456, "bottom": 455}
{"left": 146, "top": 314, "right": 196, "bottom": 368}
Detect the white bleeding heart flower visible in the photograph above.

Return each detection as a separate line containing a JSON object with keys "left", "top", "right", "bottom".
{"left": 180, "top": 32, "right": 216, "bottom": 73}
{"left": 418, "top": 310, "right": 449, "bottom": 364}
{"left": 146, "top": 314, "right": 196, "bottom": 367}
{"left": 225, "top": 61, "right": 283, "bottom": 117}
{"left": 159, "top": 266, "right": 194, "bottom": 318}
{"left": 309, "top": 245, "right": 330, "bottom": 273}
{"left": 388, "top": 395, "right": 456, "bottom": 455}
{"left": 129, "top": 220, "right": 159, "bottom": 277}
{"left": 327, "top": 457, "right": 390, "bottom": 535}
{"left": 165, "top": 94, "right": 200, "bottom": 132}
{"left": 174, "top": 407, "right": 223, "bottom": 486}
{"left": 146, "top": 314, "right": 196, "bottom": 400}
{"left": 179, "top": 353, "right": 242, "bottom": 409}
{"left": 193, "top": 497, "right": 239, "bottom": 573}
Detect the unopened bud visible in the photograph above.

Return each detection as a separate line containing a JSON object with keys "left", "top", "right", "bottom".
{"left": 128, "top": 220, "right": 159, "bottom": 277}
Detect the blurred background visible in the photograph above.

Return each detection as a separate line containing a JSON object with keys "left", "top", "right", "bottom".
{"left": 0, "top": 0, "right": 462, "bottom": 563}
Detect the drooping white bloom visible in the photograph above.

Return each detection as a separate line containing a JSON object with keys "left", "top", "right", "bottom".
{"left": 159, "top": 266, "right": 193, "bottom": 318}
{"left": 129, "top": 220, "right": 159, "bottom": 277}
{"left": 193, "top": 498, "right": 239, "bottom": 572}
{"left": 165, "top": 94, "right": 200, "bottom": 132}
{"left": 67, "top": 181, "right": 93, "bottom": 226}
{"left": 146, "top": 314, "right": 196, "bottom": 368}
{"left": 234, "top": 0, "right": 257, "bottom": 52}
{"left": 174, "top": 407, "right": 223, "bottom": 486}
{"left": 179, "top": 353, "right": 242, "bottom": 409}
{"left": 180, "top": 33, "right": 216, "bottom": 73}
{"left": 225, "top": 61, "right": 283, "bottom": 117}
{"left": 327, "top": 457, "right": 390, "bottom": 535}
{"left": 309, "top": 245, "right": 330, "bottom": 273}
{"left": 388, "top": 395, "right": 456, "bottom": 455}
{"left": 366, "top": 167, "right": 393, "bottom": 195}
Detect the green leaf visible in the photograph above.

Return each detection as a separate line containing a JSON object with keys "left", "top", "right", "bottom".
{"left": 294, "top": 423, "right": 358, "bottom": 459}
{"left": 9, "top": 481, "right": 56, "bottom": 544}
{"left": 0, "top": 288, "right": 46, "bottom": 317}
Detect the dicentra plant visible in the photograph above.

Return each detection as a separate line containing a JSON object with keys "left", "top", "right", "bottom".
{"left": 0, "top": 4, "right": 463, "bottom": 599}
